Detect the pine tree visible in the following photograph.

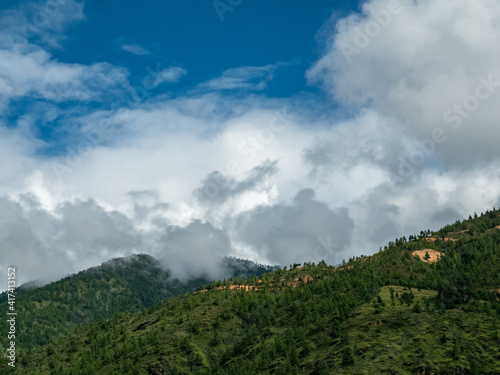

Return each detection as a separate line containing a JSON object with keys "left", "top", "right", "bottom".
{"left": 341, "top": 347, "right": 355, "bottom": 367}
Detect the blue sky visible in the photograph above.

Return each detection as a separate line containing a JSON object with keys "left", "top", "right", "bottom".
{"left": 2, "top": 0, "right": 362, "bottom": 153}
{"left": 60, "top": 0, "right": 358, "bottom": 95}
{"left": 1, "top": 0, "right": 500, "bottom": 288}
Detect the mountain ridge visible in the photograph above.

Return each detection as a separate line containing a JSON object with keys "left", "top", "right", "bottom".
{"left": 1, "top": 208, "right": 499, "bottom": 374}
{"left": 0, "top": 254, "right": 276, "bottom": 350}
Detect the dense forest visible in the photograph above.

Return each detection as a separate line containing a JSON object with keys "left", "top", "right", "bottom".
{"left": 1, "top": 209, "right": 499, "bottom": 374}
{"left": 0, "top": 254, "right": 275, "bottom": 350}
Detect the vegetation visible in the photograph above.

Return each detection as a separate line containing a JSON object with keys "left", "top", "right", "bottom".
{"left": 0, "top": 254, "right": 275, "bottom": 350}
{"left": 1, "top": 208, "right": 499, "bottom": 374}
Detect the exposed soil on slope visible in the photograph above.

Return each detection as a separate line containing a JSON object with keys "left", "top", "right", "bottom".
{"left": 412, "top": 249, "right": 443, "bottom": 263}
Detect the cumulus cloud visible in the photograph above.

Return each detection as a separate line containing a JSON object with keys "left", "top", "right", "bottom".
{"left": 194, "top": 160, "right": 279, "bottom": 206}
{"left": 0, "top": 124, "right": 42, "bottom": 192}
{"left": 232, "top": 189, "right": 354, "bottom": 265}
{"left": 303, "top": 110, "right": 410, "bottom": 178}
{"left": 307, "top": 0, "right": 500, "bottom": 168}
{"left": 0, "top": 192, "right": 233, "bottom": 286}
{"left": 0, "top": 194, "right": 141, "bottom": 287}
{"left": 347, "top": 167, "right": 500, "bottom": 256}
{"left": 127, "top": 190, "right": 170, "bottom": 228}
{"left": 1, "top": 88, "right": 498, "bottom": 289}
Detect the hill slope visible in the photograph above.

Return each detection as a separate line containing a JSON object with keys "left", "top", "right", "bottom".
{"left": 2, "top": 209, "right": 500, "bottom": 374}
{"left": 0, "top": 254, "right": 275, "bottom": 351}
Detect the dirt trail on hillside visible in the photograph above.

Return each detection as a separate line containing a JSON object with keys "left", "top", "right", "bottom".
{"left": 193, "top": 264, "right": 356, "bottom": 295}
{"left": 449, "top": 229, "right": 469, "bottom": 234}
{"left": 193, "top": 274, "right": 316, "bottom": 294}
{"left": 425, "top": 237, "right": 457, "bottom": 243}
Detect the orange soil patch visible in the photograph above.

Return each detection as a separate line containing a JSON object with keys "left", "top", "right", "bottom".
{"left": 289, "top": 275, "right": 313, "bottom": 287}
{"left": 495, "top": 225, "right": 500, "bottom": 230}
{"left": 412, "top": 249, "right": 444, "bottom": 263}
{"left": 299, "top": 275, "right": 313, "bottom": 282}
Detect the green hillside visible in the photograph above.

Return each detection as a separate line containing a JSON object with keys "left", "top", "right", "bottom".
{"left": 0, "top": 254, "right": 275, "bottom": 351}
{"left": 2, "top": 209, "right": 500, "bottom": 374}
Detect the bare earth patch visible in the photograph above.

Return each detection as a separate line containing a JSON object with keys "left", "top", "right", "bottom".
{"left": 412, "top": 249, "right": 444, "bottom": 263}
{"left": 496, "top": 225, "right": 500, "bottom": 230}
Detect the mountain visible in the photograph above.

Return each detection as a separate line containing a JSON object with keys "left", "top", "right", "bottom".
{"left": 2, "top": 209, "right": 500, "bottom": 374}
{"left": 0, "top": 254, "right": 275, "bottom": 351}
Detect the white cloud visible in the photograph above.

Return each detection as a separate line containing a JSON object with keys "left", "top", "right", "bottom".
{"left": 0, "top": 124, "right": 42, "bottom": 195}
{"left": 0, "top": 0, "right": 85, "bottom": 50}
{"left": 231, "top": 188, "right": 354, "bottom": 266}
{"left": 0, "top": 195, "right": 141, "bottom": 287}
{"left": 307, "top": 0, "right": 500, "bottom": 168}
{"left": 0, "top": 1, "right": 129, "bottom": 117}
{"left": 0, "top": 48, "right": 128, "bottom": 108}
{"left": 121, "top": 43, "right": 150, "bottom": 56}
{"left": 200, "top": 64, "right": 280, "bottom": 91}
{"left": 0, "top": 90, "right": 499, "bottom": 289}
{"left": 142, "top": 66, "right": 187, "bottom": 88}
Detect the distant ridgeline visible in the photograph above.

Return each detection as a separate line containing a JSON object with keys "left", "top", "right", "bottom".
{"left": 0, "top": 254, "right": 276, "bottom": 350}
{"left": 1, "top": 209, "right": 499, "bottom": 374}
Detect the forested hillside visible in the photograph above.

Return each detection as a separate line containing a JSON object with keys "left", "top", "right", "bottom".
{"left": 2, "top": 209, "right": 500, "bottom": 374}
{"left": 0, "top": 254, "right": 275, "bottom": 350}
